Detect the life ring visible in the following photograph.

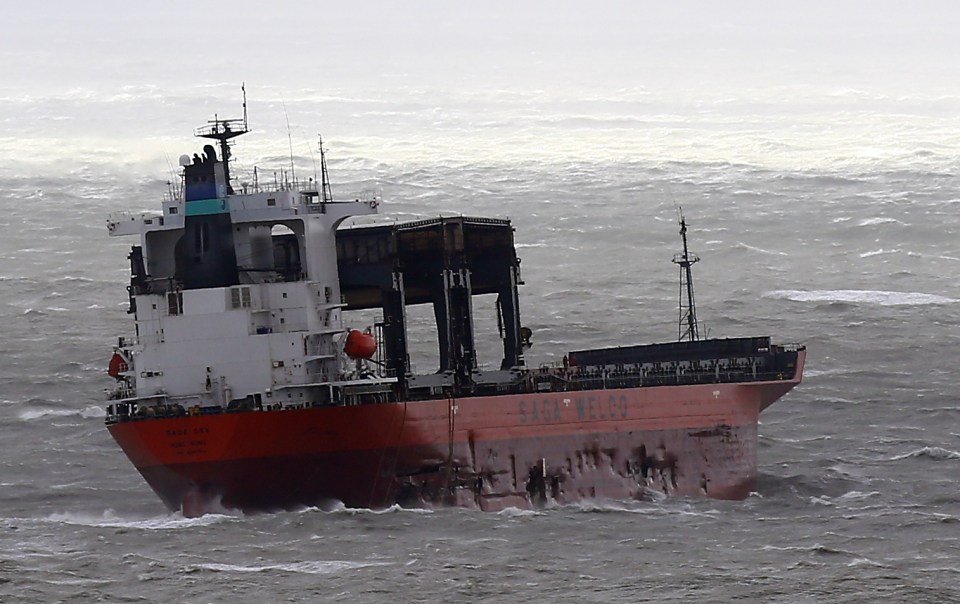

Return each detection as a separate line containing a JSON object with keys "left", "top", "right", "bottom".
{"left": 368, "top": 198, "right": 379, "bottom": 209}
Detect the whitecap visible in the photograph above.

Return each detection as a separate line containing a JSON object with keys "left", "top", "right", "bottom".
{"left": 760, "top": 544, "right": 811, "bottom": 553}
{"left": 735, "top": 242, "right": 788, "bottom": 256}
{"left": 765, "top": 289, "right": 956, "bottom": 306}
{"left": 495, "top": 506, "right": 545, "bottom": 518}
{"left": 42, "top": 577, "right": 113, "bottom": 587}
{"left": 837, "top": 490, "right": 881, "bottom": 501}
{"left": 194, "top": 560, "right": 391, "bottom": 574}
{"left": 311, "top": 502, "right": 434, "bottom": 516}
{"left": 889, "top": 446, "right": 960, "bottom": 461}
{"left": 18, "top": 405, "right": 104, "bottom": 421}
{"left": 907, "top": 251, "right": 960, "bottom": 262}
{"left": 820, "top": 396, "right": 856, "bottom": 405}
{"left": 847, "top": 557, "right": 888, "bottom": 568}
{"left": 804, "top": 367, "right": 851, "bottom": 377}
{"left": 43, "top": 510, "right": 236, "bottom": 530}
{"left": 859, "top": 248, "right": 900, "bottom": 258}
{"left": 858, "top": 217, "right": 906, "bottom": 226}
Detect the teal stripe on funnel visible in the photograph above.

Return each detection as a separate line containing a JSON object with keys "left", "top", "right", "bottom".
{"left": 185, "top": 198, "right": 230, "bottom": 216}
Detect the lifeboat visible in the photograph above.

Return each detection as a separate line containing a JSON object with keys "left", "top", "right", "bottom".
{"left": 344, "top": 329, "right": 376, "bottom": 360}
{"left": 107, "top": 352, "right": 128, "bottom": 379}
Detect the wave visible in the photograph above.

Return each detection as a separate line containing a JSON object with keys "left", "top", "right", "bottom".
{"left": 889, "top": 446, "right": 960, "bottom": 461}
{"left": 191, "top": 560, "right": 391, "bottom": 575}
{"left": 859, "top": 248, "right": 900, "bottom": 258}
{"left": 761, "top": 434, "right": 833, "bottom": 445}
{"left": 563, "top": 498, "right": 721, "bottom": 519}
{"left": 303, "top": 502, "right": 434, "bottom": 516}
{"left": 760, "top": 543, "right": 856, "bottom": 557}
{"left": 811, "top": 491, "right": 881, "bottom": 506}
{"left": 766, "top": 289, "right": 957, "bottom": 306}
{"left": 495, "top": 506, "right": 546, "bottom": 518}
{"left": 819, "top": 396, "right": 857, "bottom": 405}
{"left": 18, "top": 405, "right": 104, "bottom": 421}
{"left": 804, "top": 367, "right": 853, "bottom": 378}
{"left": 42, "top": 510, "right": 236, "bottom": 530}
{"left": 837, "top": 490, "right": 882, "bottom": 501}
{"left": 846, "top": 557, "right": 889, "bottom": 568}
{"left": 907, "top": 251, "right": 960, "bottom": 262}
{"left": 858, "top": 217, "right": 907, "bottom": 226}
{"left": 735, "top": 242, "right": 788, "bottom": 256}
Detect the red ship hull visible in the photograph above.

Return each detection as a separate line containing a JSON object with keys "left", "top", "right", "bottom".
{"left": 108, "top": 352, "right": 804, "bottom": 516}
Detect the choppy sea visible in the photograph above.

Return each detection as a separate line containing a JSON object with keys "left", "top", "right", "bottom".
{"left": 3, "top": 13, "right": 960, "bottom": 599}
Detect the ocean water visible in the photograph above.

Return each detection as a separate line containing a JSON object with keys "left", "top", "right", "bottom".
{"left": 3, "top": 4, "right": 960, "bottom": 602}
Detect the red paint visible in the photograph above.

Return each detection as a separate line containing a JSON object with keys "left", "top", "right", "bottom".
{"left": 344, "top": 329, "right": 376, "bottom": 360}
{"left": 108, "top": 351, "right": 805, "bottom": 516}
{"left": 107, "top": 353, "right": 127, "bottom": 379}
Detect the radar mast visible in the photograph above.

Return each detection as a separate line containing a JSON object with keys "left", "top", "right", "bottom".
{"left": 672, "top": 209, "right": 700, "bottom": 342}
{"left": 194, "top": 84, "right": 249, "bottom": 194}
{"left": 319, "top": 135, "right": 333, "bottom": 203}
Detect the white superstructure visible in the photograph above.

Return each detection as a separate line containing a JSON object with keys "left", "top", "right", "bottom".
{"left": 106, "top": 118, "right": 391, "bottom": 414}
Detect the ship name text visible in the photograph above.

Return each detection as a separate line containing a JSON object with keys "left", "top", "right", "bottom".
{"left": 518, "top": 394, "right": 628, "bottom": 424}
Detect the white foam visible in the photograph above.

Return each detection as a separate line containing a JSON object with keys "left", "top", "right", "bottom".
{"left": 890, "top": 446, "right": 960, "bottom": 461}
{"left": 495, "top": 506, "right": 546, "bottom": 518}
{"left": 736, "top": 242, "right": 788, "bottom": 256}
{"left": 18, "top": 405, "right": 105, "bottom": 421}
{"left": 847, "top": 557, "right": 888, "bottom": 568}
{"left": 858, "top": 217, "right": 906, "bottom": 226}
{"left": 41, "top": 577, "right": 113, "bottom": 587}
{"left": 766, "top": 289, "right": 956, "bottom": 306}
{"left": 44, "top": 510, "right": 236, "bottom": 530}
{"left": 859, "top": 248, "right": 900, "bottom": 258}
{"left": 804, "top": 367, "right": 851, "bottom": 377}
{"left": 305, "top": 502, "right": 434, "bottom": 516}
{"left": 837, "top": 490, "right": 881, "bottom": 501}
{"left": 194, "top": 560, "right": 391, "bottom": 574}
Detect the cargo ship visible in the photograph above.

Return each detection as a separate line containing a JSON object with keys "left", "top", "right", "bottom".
{"left": 104, "top": 104, "right": 805, "bottom": 517}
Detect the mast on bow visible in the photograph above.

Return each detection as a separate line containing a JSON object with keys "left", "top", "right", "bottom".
{"left": 672, "top": 209, "right": 700, "bottom": 342}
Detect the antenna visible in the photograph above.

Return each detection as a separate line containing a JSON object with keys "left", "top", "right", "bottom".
{"left": 308, "top": 136, "right": 318, "bottom": 188}
{"left": 194, "top": 84, "right": 249, "bottom": 194}
{"left": 281, "top": 97, "right": 296, "bottom": 187}
{"left": 242, "top": 82, "right": 248, "bottom": 131}
{"left": 318, "top": 135, "right": 333, "bottom": 203}
{"left": 672, "top": 207, "right": 700, "bottom": 342}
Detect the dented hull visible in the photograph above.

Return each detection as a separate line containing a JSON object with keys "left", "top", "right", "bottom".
{"left": 108, "top": 352, "right": 803, "bottom": 516}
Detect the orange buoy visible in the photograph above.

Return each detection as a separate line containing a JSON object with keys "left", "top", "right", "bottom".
{"left": 108, "top": 353, "right": 128, "bottom": 378}
{"left": 344, "top": 329, "right": 376, "bottom": 360}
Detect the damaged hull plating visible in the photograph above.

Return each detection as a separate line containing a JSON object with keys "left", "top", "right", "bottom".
{"left": 108, "top": 358, "right": 803, "bottom": 516}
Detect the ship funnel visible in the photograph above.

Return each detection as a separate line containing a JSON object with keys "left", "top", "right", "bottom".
{"left": 177, "top": 145, "right": 240, "bottom": 290}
